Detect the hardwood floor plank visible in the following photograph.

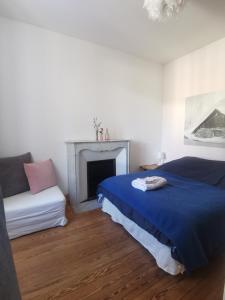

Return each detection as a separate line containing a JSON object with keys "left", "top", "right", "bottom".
{"left": 11, "top": 208, "right": 225, "bottom": 300}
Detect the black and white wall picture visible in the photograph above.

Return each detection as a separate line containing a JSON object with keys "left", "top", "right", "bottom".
{"left": 184, "top": 91, "right": 225, "bottom": 148}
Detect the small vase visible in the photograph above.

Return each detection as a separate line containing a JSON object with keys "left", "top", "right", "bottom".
{"left": 105, "top": 128, "right": 110, "bottom": 141}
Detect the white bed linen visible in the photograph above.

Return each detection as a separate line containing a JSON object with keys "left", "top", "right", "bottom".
{"left": 102, "top": 197, "right": 185, "bottom": 275}
{"left": 3, "top": 186, "right": 67, "bottom": 239}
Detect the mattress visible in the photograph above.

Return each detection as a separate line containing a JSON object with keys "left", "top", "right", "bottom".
{"left": 102, "top": 197, "right": 185, "bottom": 275}
{"left": 3, "top": 186, "right": 67, "bottom": 239}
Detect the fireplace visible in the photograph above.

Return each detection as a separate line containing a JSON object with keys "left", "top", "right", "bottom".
{"left": 86, "top": 159, "right": 116, "bottom": 201}
{"left": 66, "top": 140, "right": 130, "bottom": 212}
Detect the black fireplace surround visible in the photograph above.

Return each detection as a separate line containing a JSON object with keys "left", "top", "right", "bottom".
{"left": 86, "top": 159, "right": 116, "bottom": 201}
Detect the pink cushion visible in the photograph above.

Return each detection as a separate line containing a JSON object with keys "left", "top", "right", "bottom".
{"left": 24, "top": 159, "right": 57, "bottom": 194}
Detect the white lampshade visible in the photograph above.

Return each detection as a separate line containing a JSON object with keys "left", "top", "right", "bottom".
{"left": 158, "top": 152, "right": 166, "bottom": 165}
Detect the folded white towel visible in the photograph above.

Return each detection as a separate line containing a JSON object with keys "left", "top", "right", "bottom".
{"left": 131, "top": 176, "right": 167, "bottom": 192}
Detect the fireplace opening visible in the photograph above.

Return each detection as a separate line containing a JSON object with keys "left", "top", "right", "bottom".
{"left": 85, "top": 159, "right": 116, "bottom": 201}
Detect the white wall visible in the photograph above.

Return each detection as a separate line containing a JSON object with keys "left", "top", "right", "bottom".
{"left": 0, "top": 17, "right": 163, "bottom": 192}
{"left": 161, "top": 37, "right": 225, "bottom": 162}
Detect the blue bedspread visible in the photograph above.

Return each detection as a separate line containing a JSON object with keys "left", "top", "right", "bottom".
{"left": 98, "top": 170, "right": 225, "bottom": 272}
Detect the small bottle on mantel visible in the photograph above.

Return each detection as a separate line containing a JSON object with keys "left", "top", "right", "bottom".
{"left": 99, "top": 128, "right": 104, "bottom": 141}
{"left": 105, "top": 128, "right": 110, "bottom": 141}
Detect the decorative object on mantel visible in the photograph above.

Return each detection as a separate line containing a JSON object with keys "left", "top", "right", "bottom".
{"left": 99, "top": 128, "right": 104, "bottom": 141}
{"left": 93, "top": 117, "right": 102, "bottom": 141}
{"left": 143, "top": 0, "right": 187, "bottom": 22}
{"left": 105, "top": 128, "right": 110, "bottom": 141}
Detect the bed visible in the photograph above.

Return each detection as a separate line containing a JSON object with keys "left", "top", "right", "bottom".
{"left": 98, "top": 157, "right": 225, "bottom": 275}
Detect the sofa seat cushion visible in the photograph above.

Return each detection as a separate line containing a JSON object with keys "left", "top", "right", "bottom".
{"left": 3, "top": 186, "right": 67, "bottom": 239}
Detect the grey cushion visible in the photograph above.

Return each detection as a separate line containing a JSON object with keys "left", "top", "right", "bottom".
{"left": 0, "top": 188, "right": 21, "bottom": 299}
{"left": 0, "top": 153, "right": 32, "bottom": 198}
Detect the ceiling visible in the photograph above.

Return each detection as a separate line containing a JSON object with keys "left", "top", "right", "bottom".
{"left": 0, "top": 0, "right": 225, "bottom": 63}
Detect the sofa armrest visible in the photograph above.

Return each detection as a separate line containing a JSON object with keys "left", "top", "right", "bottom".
{"left": 0, "top": 189, "right": 21, "bottom": 300}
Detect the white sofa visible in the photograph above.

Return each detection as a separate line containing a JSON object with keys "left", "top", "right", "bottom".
{"left": 3, "top": 186, "right": 67, "bottom": 239}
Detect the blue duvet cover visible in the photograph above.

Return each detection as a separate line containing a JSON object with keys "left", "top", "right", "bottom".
{"left": 98, "top": 170, "right": 225, "bottom": 272}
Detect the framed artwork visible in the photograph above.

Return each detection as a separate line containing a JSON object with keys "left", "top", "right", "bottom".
{"left": 184, "top": 91, "right": 225, "bottom": 148}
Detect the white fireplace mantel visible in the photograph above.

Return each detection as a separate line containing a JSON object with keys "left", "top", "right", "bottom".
{"left": 66, "top": 140, "right": 130, "bottom": 212}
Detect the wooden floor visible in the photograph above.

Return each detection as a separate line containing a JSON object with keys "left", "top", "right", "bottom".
{"left": 11, "top": 207, "right": 225, "bottom": 300}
